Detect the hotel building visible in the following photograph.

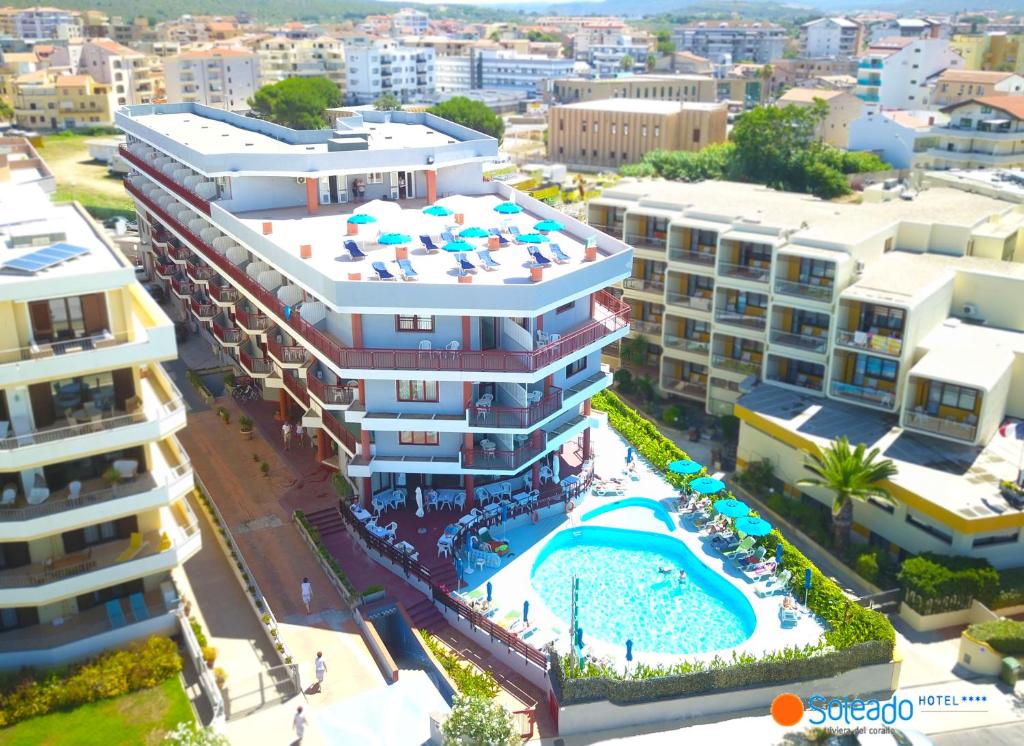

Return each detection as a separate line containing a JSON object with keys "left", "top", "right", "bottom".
{"left": 116, "top": 103, "right": 630, "bottom": 513}
{"left": 589, "top": 179, "right": 1024, "bottom": 567}
{"left": 0, "top": 137, "right": 198, "bottom": 669}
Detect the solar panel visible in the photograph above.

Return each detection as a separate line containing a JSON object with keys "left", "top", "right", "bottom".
{"left": 1, "top": 242, "right": 89, "bottom": 274}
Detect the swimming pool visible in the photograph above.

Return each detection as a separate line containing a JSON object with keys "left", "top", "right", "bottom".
{"left": 530, "top": 526, "right": 756, "bottom": 656}
{"left": 581, "top": 497, "right": 676, "bottom": 532}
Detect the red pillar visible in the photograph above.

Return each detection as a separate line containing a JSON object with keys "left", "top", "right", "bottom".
{"left": 352, "top": 313, "right": 363, "bottom": 348}
{"left": 305, "top": 178, "right": 319, "bottom": 215}
{"left": 463, "top": 433, "right": 475, "bottom": 508}
{"left": 531, "top": 429, "right": 543, "bottom": 489}
{"left": 360, "top": 430, "right": 371, "bottom": 458}
{"left": 425, "top": 170, "right": 437, "bottom": 204}
{"left": 361, "top": 477, "right": 372, "bottom": 508}
{"left": 317, "top": 429, "right": 330, "bottom": 463}
{"left": 464, "top": 474, "right": 475, "bottom": 509}
{"left": 462, "top": 315, "right": 471, "bottom": 350}
{"left": 277, "top": 389, "right": 288, "bottom": 420}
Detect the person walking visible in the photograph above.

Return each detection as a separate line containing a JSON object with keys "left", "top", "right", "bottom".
{"left": 293, "top": 705, "right": 307, "bottom": 741}
{"left": 314, "top": 651, "right": 327, "bottom": 693}
{"left": 301, "top": 576, "right": 313, "bottom": 614}
{"left": 282, "top": 421, "right": 292, "bottom": 451}
{"left": 295, "top": 422, "right": 305, "bottom": 452}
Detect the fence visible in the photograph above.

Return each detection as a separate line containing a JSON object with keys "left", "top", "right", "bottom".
{"left": 221, "top": 663, "right": 302, "bottom": 720}
{"left": 178, "top": 607, "right": 225, "bottom": 726}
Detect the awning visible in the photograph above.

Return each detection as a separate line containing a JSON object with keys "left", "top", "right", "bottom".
{"left": 909, "top": 345, "right": 1013, "bottom": 392}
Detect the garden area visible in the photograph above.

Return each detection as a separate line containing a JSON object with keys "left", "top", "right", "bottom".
{"left": 37, "top": 129, "right": 136, "bottom": 221}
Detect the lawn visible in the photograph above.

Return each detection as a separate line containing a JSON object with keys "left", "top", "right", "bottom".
{"left": 1, "top": 676, "right": 193, "bottom": 746}
{"left": 37, "top": 132, "right": 136, "bottom": 220}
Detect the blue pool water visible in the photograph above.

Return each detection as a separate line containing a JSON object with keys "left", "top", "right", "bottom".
{"left": 581, "top": 497, "right": 676, "bottom": 532}
{"left": 531, "top": 526, "right": 756, "bottom": 655}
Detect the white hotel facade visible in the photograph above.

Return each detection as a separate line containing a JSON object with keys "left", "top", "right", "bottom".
{"left": 117, "top": 104, "right": 631, "bottom": 509}
{"left": 0, "top": 137, "right": 197, "bottom": 668}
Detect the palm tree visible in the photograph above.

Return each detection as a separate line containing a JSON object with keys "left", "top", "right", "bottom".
{"left": 759, "top": 63, "right": 774, "bottom": 104}
{"left": 797, "top": 437, "right": 897, "bottom": 554}
{"left": 619, "top": 334, "right": 649, "bottom": 370}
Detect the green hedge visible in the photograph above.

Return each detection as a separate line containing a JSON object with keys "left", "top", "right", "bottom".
{"left": 0, "top": 637, "right": 181, "bottom": 727}
{"left": 966, "top": 619, "right": 1024, "bottom": 655}
{"left": 995, "top": 567, "right": 1024, "bottom": 609}
{"left": 294, "top": 510, "right": 358, "bottom": 597}
{"left": 420, "top": 632, "right": 499, "bottom": 699}
{"left": 898, "top": 553, "right": 999, "bottom": 615}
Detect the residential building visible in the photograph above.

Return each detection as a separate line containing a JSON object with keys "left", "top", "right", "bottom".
{"left": 392, "top": 7, "right": 429, "bottom": 36}
{"left": 470, "top": 49, "right": 574, "bottom": 97}
{"left": 854, "top": 38, "right": 964, "bottom": 109}
{"left": 0, "top": 135, "right": 198, "bottom": 669}
{"left": 256, "top": 36, "right": 346, "bottom": 90}
{"left": 78, "top": 39, "right": 162, "bottom": 107}
{"left": 762, "top": 57, "right": 858, "bottom": 91}
{"left": 13, "top": 7, "right": 81, "bottom": 41}
{"left": 572, "top": 28, "right": 651, "bottom": 78}
{"left": 435, "top": 55, "right": 471, "bottom": 94}
{"left": 116, "top": 102, "right": 630, "bottom": 521}
{"left": 12, "top": 71, "right": 115, "bottom": 129}
{"left": 550, "top": 74, "right": 762, "bottom": 108}
{"left": 922, "top": 96, "right": 1024, "bottom": 170}
{"left": 800, "top": 17, "right": 863, "bottom": 59}
{"left": 848, "top": 109, "right": 944, "bottom": 168}
{"left": 949, "top": 32, "right": 1024, "bottom": 72}
{"left": 588, "top": 177, "right": 1024, "bottom": 567}
{"left": 865, "top": 18, "right": 950, "bottom": 45}
{"left": 0, "top": 50, "right": 40, "bottom": 107}
{"left": 777, "top": 88, "right": 863, "bottom": 148}
{"left": 931, "top": 69, "right": 1024, "bottom": 107}
{"left": 548, "top": 98, "right": 727, "bottom": 169}
{"left": 163, "top": 48, "right": 259, "bottom": 112}
{"left": 346, "top": 41, "right": 435, "bottom": 105}
{"left": 0, "top": 8, "right": 18, "bottom": 37}
{"left": 653, "top": 51, "right": 714, "bottom": 75}
{"left": 672, "top": 21, "right": 786, "bottom": 65}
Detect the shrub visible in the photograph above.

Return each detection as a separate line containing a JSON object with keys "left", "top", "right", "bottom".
{"left": 736, "top": 459, "right": 774, "bottom": 494}
{"left": 163, "top": 721, "right": 230, "bottom": 745}
{"left": 764, "top": 492, "right": 829, "bottom": 546}
{"left": 294, "top": 511, "right": 358, "bottom": 596}
{"left": 898, "top": 553, "right": 999, "bottom": 614}
{"left": 661, "top": 404, "right": 685, "bottom": 428}
{"left": 333, "top": 473, "right": 353, "bottom": 498}
{"left": 442, "top": 694, "right": 519, "bottom": 746}
{"left": 422, "top": 632, "right": 499, "bottom": 699}
{"left": 613, "top": 368, "right": 634, "bottom": 394}
{"left": 260, "top": 461, "right": 270, "bottom": 475}
{"left": 201, "top": 646, "right": 218, "bottom": 668}
{"left": 855, "top": 552, "right": 880, "bottom": 584}
{"left": 239, "top": 416, "right": 253, "bottom": 432}
{"left": 995, "top": 567, "right": 1024, "bottom": 608}
{"left": 966, "top": 619, "right": 1024, "bottom": 655}
{"left": 189, "top": 617, "right": 208, "bottom": 648}
{"left": 0, "top": 637, "right": 181, "bottom": 727}
{"left": 361, "top": 584, "right": 385, "bottom": 597}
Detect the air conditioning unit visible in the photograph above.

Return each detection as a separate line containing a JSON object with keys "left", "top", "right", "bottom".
{"left": 962, "top": 303, "right": 979, "bottom": 317}
{"left": 854, "top": 260, "right": 865, "bottom": 274}
{"left": 295, "top": 177, "right": 306, "bottom": 184}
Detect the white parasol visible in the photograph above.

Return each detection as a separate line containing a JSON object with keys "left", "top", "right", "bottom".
{"left": 415, "top": 486, "right": 424, "bottom": 518}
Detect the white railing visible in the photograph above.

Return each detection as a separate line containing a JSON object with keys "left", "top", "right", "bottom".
{"left": 0, "top": 330, "right": 132, "bottom": 366}
{"left": 904, "top": 411, "right": 978, "bottom": 442}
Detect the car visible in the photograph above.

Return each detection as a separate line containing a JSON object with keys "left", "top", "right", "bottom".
{"left": 143, "top": 282, "right": 165, "bottom": 303}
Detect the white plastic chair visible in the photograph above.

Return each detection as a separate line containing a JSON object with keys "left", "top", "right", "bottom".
{"left": 446, "top": 340, "right": 460, "bottom": 351}
{"left": 68, "top": 481, "right": 82, "bottom": 500}
{"left": 418, "top": 340, "right": 432, "bottom": 351}
{"left": 539, "top": 465, "right": 553, "bottom": 485}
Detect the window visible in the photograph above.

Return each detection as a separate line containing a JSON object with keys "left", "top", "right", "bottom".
{"left": 566, "top": 357, "right": 587, "bottom": 377}
{"left": 395, "top": 314, "right": 434, "bottom": 332}
{"left": 593, "top": 121, "right": 598, "bottom": 133}
{"left": 611, "top": 123, "right": 616, "bottom": 134}
{"left": 925, "top": 381, "right": 978, "bottom": 413}
{"left": 556, "top": 300, "right": 576, "bottom": 314}
{"left": 592, "top": 149, "right": 597, "bottom": 157}
{"left": 641, "top": 125, "right": 647, "bottom": 137}
{"left": 366, "top": 172, "right": 383, "bottom": 184}
{"left": 654, "top": 125, "right": 660, "bottom": 137}
{"left": 396, "top": 380, "right": 438, "bottom": 402}
{"left": 400, "top": 431, "right": 439, "bottom": 445}
{"left": 581, "top": 120, "right": 587, "bottom": 133}
{"left": 558, "top": 118, "right": 564, "bottom": 131}
{"left": 973, "top": 530, "right": 1020, "bottom": 547}
{"left": 623, "top": 124, "right": 628, "bottom": 135}
{"left": 692, "top": 128, "right": 701, "bottom": 142}
{"left": 905, "top": 512, "right": 952, "bottom": 544}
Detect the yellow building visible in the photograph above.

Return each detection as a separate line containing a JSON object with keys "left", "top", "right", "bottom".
{"left": 950, "top": 32, "right": 1024, "bottom": 73}
{"left": 12, "top": 72, "right": 116, "bottom": 130}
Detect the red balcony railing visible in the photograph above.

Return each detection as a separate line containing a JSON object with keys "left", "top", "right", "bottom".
{"left": 120, "top": 145, "right": 211, "bottom": 215}
{"left": 321, "top": 411, "right": 357, "bottom": 455}
{"left": 190, "top": 298, "right": 215, "bottom": 319}
{"left": 307, "top": 376, "right": 355, "bottom": 406}
{"left": 268, "top": 340, "right": 309, "bottom": 365}
{"left": 168, "top": 244, "right": 191, "bottom": 262}
{"left": 209, "top": 284, "right": 239, "bottom": 304}
{"left": 239, "top": 349, "right": 273, "bottom": 375}
{"left": 235, "top": 309, "right": 271, "bottom": 332}
{"left": 468, "top": 388, "right": 563, "bottom": 429}
{"left": 282, "top": 372, "right": 310, "bottom": 407}
{"left": 186, "top": 261, "right": 215, "bottom": 283}
{"left": 462, "top": 441, "right": 546, "bottom": 471}
{"left": 154, "top": 261, "right": 176, "bottom": 279}
{"left": 212, "top": 321, "right": 242, "bottom": 345}
{"left": 170, "top": 277, "right": 194, "bottom": 297}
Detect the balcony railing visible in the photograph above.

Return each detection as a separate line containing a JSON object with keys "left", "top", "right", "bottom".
{"left": 0, "top": 329, "right": 131, "bottom": 366}
{"left": 631, "top": 319, "right": 661, "bottom": 336}
{"left": 622, "top": 278, "right": 665, "bottom": 295}
{"left": 268, "top": 340, "right": 309, "bottom": 365}
{"left": 661, "top": 376, "right": 707, "bottom": 399}
{"left": 462, "top": 441, "right": 546, "bottom": 471}
{"left": 170, "top": 277, "right": 194, "bottom": 297}
{"left": 209, "top": 284, "right": 239, "bottom": 305}
{"left": 321, "top": 411, "right": 358, "bottom": 454}
{"left": 120, "top": 145, "right": 211, "bottom": 215}
{"left": 212, "top": 322, "right": 242, "bottom": 345}
{"left": 153, "top": 261, "right": 175, "bottom": 279}
{"left": 718, "top": 261, "right": 770, "bottom": 282}
{"left": 830, "top": 381, "right": 895, "bottom": 408}
{"left": 769, "top": 329, "right": 827, "bottom": 354}
{"left": 625, "top": 233, "right": 666, "bottom": 251}
{"left": 167, "top": 245, "right": 190, "bottom": 262}
{"left": 711, "top": 353, "right": 761, "bottom": 375}
{"left": 308, "top": 376, "right": 355, "bottom": 406}
{"left": 185, "top": 261, "right": 215, "bottom": 283}
{"left": 835, "top": 329, "right": 903, "bottom": 356}
{"left": 282, "top": 372, "right": 310, "bottom": 407}
{"left": 904, "top": 411, "right": 978, "bottom": 442}
{"left": 668, "top": 249, "right": 716, "bottom": 266}
{"left": 190, "top": 298, "right": 215, "bottom": 319}
{"left": 774, "top": 278, "right": 834, "bottom": 302}
{"left": 235, "top": 309, "right": 271, "bottom": 332}
{"left": 713, "top": 309, "right": 766, "bottom": 331}
{"left": 239, "top": 349, "right": 273, "bottom": 375}
{"left": 766, "top": 373, "right": 823, "bottom": 393}
{"left": 665, "top": 292, "right": 713, "bottom": 312}
{"left": 468, "top": 388, "right": 562, "bottom": 429}
{"left": 662, "top": 334, "right": 709, "bottom": 354}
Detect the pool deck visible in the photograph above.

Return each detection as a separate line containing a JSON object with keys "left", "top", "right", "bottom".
{"left": 462, "top": 414, "right": 827, "bottom": 668}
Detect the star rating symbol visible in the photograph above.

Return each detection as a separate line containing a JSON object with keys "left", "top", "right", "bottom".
{"left": 961, "top": 695, "right": 988, "bottom": 703}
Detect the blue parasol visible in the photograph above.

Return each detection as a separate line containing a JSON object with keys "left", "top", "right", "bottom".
{"left": 776, "top": 543, "right": 784, "bottom": 564}
{"left": 575, "top": 626, "right": 584, "bottom": 649}
{"left": 735, "top": 516, "right": 773, "bottom": 537}
{"left": 443, "top": 240, "right": 475, "bottom": 252}
{"left": 347, "top": 213, "right": 377, "bottom": 224}
{"left": 625, "top": 639, "right": 633, "bottom": 663}
{"left": 378, "top": 232, "right": 411, "bottom": 245}
{"left": 486, "top": 581, "right": 493, "bottom": 603}
{"left": 459, "top": 226, "right": 489, "bottom": 238}
{"left": 534, "top": 219, "right": 564, "bottom": 232}
{"left": 494, "top": 201, "right": 522, "bottom": 214}
{"left": 625, "top": 447, "right": 634, "bottom": 464}
{"left": 668, "top": 459, "right": 702, "bottom": 475}
{"left": 523, "top": 600, "right": 530, "bottom": 625}
{"left": 517, "top": 232, "right": 549, "bottom": 244}
{"left": 454, "top": 557, "right": 464, "bottom": 590}
{"left": 690, "top": 476, "right": 725, "bottom": 495}
{"left": 804, "top": 567, "right": 813, "bottom": 605}
{"left": 713, "top": 498, "right": 750, "bottom": 518}
{"left": 423, "top": 205, "right": 453, "bottom": 217}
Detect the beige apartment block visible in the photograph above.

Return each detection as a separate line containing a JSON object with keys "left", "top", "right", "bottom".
{"left": 931, "top": 69, "right": 1024, "bottom": 107}
{"left": 551, "top": 74, "right": 759, "bottom": 107}
{"left": 924, "top": 96, "right": 1024, "bottom": 170}
{"left": 256, "top": 36, "right": 345, "bottom": 90}
{"left": 12, "top": 71, "right": 116, "bottom": 130}
{"left": 163, "top": 48, "right": 259, "bottom": 111}
{"left": 590, "top": 177, "right": 1024, "bottom": 567}
{"left": 548, "top": 98, "right": 727, "bottom": 169}
{"left": 777, "top": 87, "right": 863, "bottom": 148}
{"left": 79, "top": 38, "right": 163, "bottom": 106}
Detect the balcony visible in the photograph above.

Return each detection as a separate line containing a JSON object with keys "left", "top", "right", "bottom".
{"left": 774, "top": 278, "right": 834, "bottom": 303}
{"left": 282, "top": 372, "right": 311, "bottom": 408}
{"left": 153, "top": 260, "right": 176, "bottom": 279}
{"left": 717, "top": 261, "right": 770, "bottom": 283}
{"left": 167, "top": 244, "right": 190, "bottom": 263}
{"left": 665, "top": 291, "right": 713, "bottom": 313}
{"left": 120, "top": 145, "right": 211, "bottom": 215}
{"left": 631, "top": 318, "right": 661, "bottom": 336}
{"left": 661, "top": 375, "right": 706, "bottom": 400}
{"left": 185, "top": 260, "right": 215, "bottom": 284}
{"left": 625, "top": 233, "right": 666, "bottom": 251}
{"left": 190, "top": 297, "right": 215, "bottom": 321}
{"left": 829, "top": 381, "right": 896, "bottom": 409}
{"left": 711, "top": 353, "right": 761, "bottom": 376}
{"left": 321, "top": 411, "right": 358, "bottom": 455}
{"left": 212, "top": 320, "right": 243, "bottom": 346}
{"left": 713, "top": 308, "right": 766, "bottom": 332}
{"left": 904, "top": 410, "right": 978, "bottom": 442}
{"left": 769, "top": 329, "right": 827, "bottom": 354}
{"left": 461, "top": 440, "right": 546, "bottom": 472}
{"left": 235, "top": 308, "right": 271, "bottom": 334}
{"left": 268, "top": 339, "right": 310, "bottom": 367}
{"left": 170, "top": 277, "right": 194, "bottom": 299}
{"left": 663, "top": 334, "right": 710, "bottom": 354}
{"left": 835, "top": 329, "right": 903, "bottom": 357}
{"left": 622, "top": 277, "right": 665, "bottom": 298}
{"left": 209, "top": 283, "right": 239, "bottom": 306}
{"left": 308, "top": 376, "right": 356, "bottom": 408}
{"left": 467, "top": 388, "right": 563, "bottom": 429}
{"left": 239, "top": 349, "right": 274, "bottom": 378}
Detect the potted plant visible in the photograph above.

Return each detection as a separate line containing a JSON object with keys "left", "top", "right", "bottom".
{"left": 216, "top": 406, "right": 231, "bottom": 425}
{"left": 223, "top": 373, "right": 236, "bottom": 393}
{"left": 260, "top": 461, "right": 270, "bottom": 477}
{"left": 102, "top": 465, "right": 121, "bottom": 492}
{"left": 239, "top": 416, "right": 254, "bottom": 440}
{"left": 213, "top": 667, "right": 227, "bottom": 690}
{"left": 202, "top": 645, "right": 218, "bottom": 668}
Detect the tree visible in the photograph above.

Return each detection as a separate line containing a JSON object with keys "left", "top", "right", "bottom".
{"left": 373, "top": 92, "right": 402, "bottom": 111}
{"left": 620, "top": 54, "right": 635, "bottom": 71}
{"left": 0, "top": 98, "right": 13, "bottom": 121}
{"left": 798, "top": 437, "right": 897, "bottom": 554}
{"left": 646, "top": 53, "right": 657, "bottom": 72}
{"left": 427, "top": 96, "right": 505, "bottom": 141}
{"left": 248, "top": 77, "right": 340, "bottom": 130}
{"left": 759, "top": 63, "right": 774, "bottom": 103}
{"left": 442, "top": 695, "right": 519, "bottom": 746}
{"left": 655, "top": 29, "right": 676, "bottom": 56}
{"left": 618, "top": 334, "right": 649, "bottom": 370}
{"left": 526, "top": 30, "right": 559, "bottom": 43}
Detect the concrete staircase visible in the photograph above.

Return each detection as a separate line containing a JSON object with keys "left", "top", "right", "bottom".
{"left": 304, "top": 507, "right": 345, "bottom": 539}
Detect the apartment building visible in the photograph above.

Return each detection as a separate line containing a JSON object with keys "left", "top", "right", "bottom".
{"left": 921, "top": 96, "right": 1024, "bottom": 170}
{"left": 848, "top": 109, "right": 944, "bottom": 168}
{"left": 256, "top": 36, "right": 346, "bottom": 90}
{"left": 865, "top": 18, "right": 949, "bottom": 45}
{"left": 436, "top": 55, "right": 471, "bottom": 94}
{"left": 116, "top": 103, "right": 631, "bottom": 515}
{"left": 0, "top": 50, "right": 39, "bottom": 107}
{"left": 163, "top": 48, "right": 259, "bottom": 111}
{"left": 800, "top": 17, "right": 863, "bottom": 59}
{"left": 346, "top": 41, "right": 435, "bottom": 104}
{"left": 392, "top": 7, "right": 429, "bottom": 36}
{"left": 855, "top": 37, "right": 964, "bottom": 108}
{"left": 548, "top": 98, "right": 727, "bottom": 168}
{"left": 950, "top": 33, "right": 1024, "bottom": 72}
{"left": 550, "top": 74, "right": 762, "bottom": 108}
{"left": 777, "top": 88, "right": 863, "bottom": 148}
{"left": 572, "top": 29, "right": 651, "bottom": 78}
{"left": 931, "top": 69, "right": 1024, "bottom": 107}
{"left": 12, "top": 71, "right": 116, "bottom": 129}
{"left": 79, "top": 38, "right": 162, "bottom": 107}
{"left": 13, "top": 7, "right": 81, "bottom": 41}
{"left": 0, "top": 136, "right": 197, "bottom": 669}
{"left": 470, "top": 49, "right": 574, "bottom": 97}
{"left": 672, "top": 21, "right": 786, "bottom": 65}
{"left": 588, "top": 178, "right": 1024, "bottom": 567}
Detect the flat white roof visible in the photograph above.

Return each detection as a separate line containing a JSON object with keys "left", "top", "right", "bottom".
{"left": 908, "top": 344, "right": 1014, "bottom": 391}
{"left": 558, "top": 98, "right": 722, "bottom": 114}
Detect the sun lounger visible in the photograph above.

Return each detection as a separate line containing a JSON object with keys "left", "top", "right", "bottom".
{"left": 129, "top": 592, "right": 149, "bottom": 621}
{"left": 735, "top": 546, "right": 767, "bottom": 567}
{"left": 779, "top": 605, "right": 798, "bottom": 626}
{"left": 743, "top": 560, "right": 777, "bottom": 580}
{"left": 105, "top": 599, "right": 127, "bottom": 629}
{"left": 592, "top": 481, "right": 625, "bottom": 497}
{"left": 721, "top": 536, "right": 755, "bottom": 558}
{"left": 396, "top": 258, "right": 418, "bottom": 280}
{"left": 529, "top": 249, "right": 552, "bottom": 267}
{"left": 756, "top": 570, "right": 793, "bottom": 597}
{"left": 508, "top": 225, "right": 521, "bottom": 237}
{"left": 372, "top": 261, "right": 396, "bottom": 281}
{"left": 441, "top": 230, "right": 456, "bottom": 243}
{"left": 117, "top": 532, "right": 146, "bottom": 562}
{"left": 488, "top": 228, "right": 509, "bottom": 246}
{"left": 549, "top": 243, "right": 571, "bottom": 263}
{"left": 420, "top": 235, "right": 440, "bottom": 254}
{"left": 477, "top": 249, "right": 500, "bottom": 270}
{"left": 456, "top": 255, "right": 476, "bottom": 274}
{"left": 343, "top": 240, "right": 366, "bottom": 260}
